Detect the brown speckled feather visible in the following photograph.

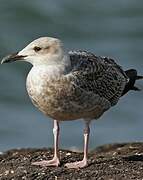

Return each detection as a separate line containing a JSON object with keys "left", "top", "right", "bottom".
{"left": 69, "top": 50, "right": 128, "bottom": 106}
{"left": 26, "top": 50, "right": 128, "bottom": 121}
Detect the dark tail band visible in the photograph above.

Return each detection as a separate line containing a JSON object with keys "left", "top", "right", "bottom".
{"left": 122, "top": 69, "right": 143, "bottom": 96}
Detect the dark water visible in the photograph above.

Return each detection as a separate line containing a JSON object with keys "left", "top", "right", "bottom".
{"left": 0, "top": 0, "right": 143, "bottom": 151}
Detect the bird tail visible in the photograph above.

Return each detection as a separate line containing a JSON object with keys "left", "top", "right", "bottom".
{"left": 122, "top": 69, "right": 143, "bottom": 96}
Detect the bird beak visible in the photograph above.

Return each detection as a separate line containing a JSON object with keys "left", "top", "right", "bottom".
{"left": 1, "top": 52, "right": 27, "bottom": 64}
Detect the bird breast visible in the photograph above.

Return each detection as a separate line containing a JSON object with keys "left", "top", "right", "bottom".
{"left": 26, "top": 66, "right": 79, "bottom": 120}
{"left": 26, "top": 66, "right": 109, "bottom": 121}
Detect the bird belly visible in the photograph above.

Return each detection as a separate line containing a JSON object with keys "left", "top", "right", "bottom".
{"left": 26, "top": 74, "right": 110, "bottom": 121}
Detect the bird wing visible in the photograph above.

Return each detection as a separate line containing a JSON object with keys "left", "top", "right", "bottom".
{"left": 68, "top": 50, "right": 128, "bottom": 106}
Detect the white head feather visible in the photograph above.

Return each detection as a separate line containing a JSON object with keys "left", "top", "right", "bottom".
{"left": 18, "top": 37, "right": 70, "bottom": 68}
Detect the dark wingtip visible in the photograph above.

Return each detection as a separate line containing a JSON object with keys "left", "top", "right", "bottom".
{"left": 132, "top": 86, "right": 141, "bottom": 91}
{"left": 122, "top": 69, "right": 143, "bottom": 96}
{"left": 136, "top": 75, "right": 143, "bottom": 80}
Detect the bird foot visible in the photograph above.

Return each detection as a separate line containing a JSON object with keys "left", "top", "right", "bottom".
{"left": 32, "top": 157, "right": 60, "bottom": 167}
{"left": 65, "top": 159, "right": 87, "bottom": 169}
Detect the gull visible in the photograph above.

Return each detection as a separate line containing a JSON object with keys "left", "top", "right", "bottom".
{"left": 1, "top": 37, "right": 142, "bottom": 169}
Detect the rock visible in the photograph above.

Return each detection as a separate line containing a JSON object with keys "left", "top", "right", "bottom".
{"left": 0, "top": 143, "right": 143, "bottom": 179}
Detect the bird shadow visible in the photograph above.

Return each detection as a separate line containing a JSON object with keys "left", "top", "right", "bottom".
{"left": 122, "top": 154, "right": 143, "bottom": 162}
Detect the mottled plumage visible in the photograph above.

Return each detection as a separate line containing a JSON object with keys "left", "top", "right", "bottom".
{"left": 69, "top": 50, "right": 128, "bottom": 106}
{"left": 26, "top": 50, "right": 127, "bottom": 121}
{"left": 2, "top": 37, "right": 142, "bottom": 169}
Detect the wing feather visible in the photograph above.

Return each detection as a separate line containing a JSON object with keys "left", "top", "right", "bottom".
{"left": 68, "top": 50, "right": 127, "bottom": 106}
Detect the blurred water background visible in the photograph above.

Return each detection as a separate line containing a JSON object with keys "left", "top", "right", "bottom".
{"left": 0, "top": 0, "right": 143, "bottom": 152}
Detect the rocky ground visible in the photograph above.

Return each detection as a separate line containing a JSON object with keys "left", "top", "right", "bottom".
{"left": 0, "top": 142, "right": 143, "bottom": 180}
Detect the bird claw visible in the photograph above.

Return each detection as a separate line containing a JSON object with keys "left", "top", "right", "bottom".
{"left": 32, "top": 158, "right": 60, "bottom": 167}
{"left": 65, "top": 159, "right": 87, "bottom": 169}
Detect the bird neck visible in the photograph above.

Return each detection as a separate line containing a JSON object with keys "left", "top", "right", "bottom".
{"left": 30, "top": 55, "right": 71, "bottom": 79}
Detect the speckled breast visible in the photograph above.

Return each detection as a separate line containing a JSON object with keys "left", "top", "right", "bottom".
{"left": 26, "top": 67, "right": 110, "bottom": 121}
{"left": 27, "top": 77, "right": 62, "bottom": 119}
{"left": 26, "top": 71, "right": 85, "bottom": 120}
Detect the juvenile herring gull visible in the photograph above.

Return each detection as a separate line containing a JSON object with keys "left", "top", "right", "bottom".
{"left": 1, "top": 37, "right": 143, "bottom": 169}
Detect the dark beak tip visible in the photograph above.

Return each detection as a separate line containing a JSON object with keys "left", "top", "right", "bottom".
{"left": 1, "top": 56, "right": 10, "bottom": 64}
{"left": 1, "top": 59, "right": 4, "bottom": 64}
{"left": 1, "top": 52, "right": 26, "bottom": 64}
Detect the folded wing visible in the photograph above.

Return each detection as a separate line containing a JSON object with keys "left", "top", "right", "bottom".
{"left": 69, "top": 50, "right": 128, "bottom": 106}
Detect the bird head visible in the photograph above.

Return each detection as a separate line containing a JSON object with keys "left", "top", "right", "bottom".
{"left": 1, "top": 37, "right": 65, "bottom": 66}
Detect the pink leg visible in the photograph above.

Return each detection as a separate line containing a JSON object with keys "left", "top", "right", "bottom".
{"left": 32, "top": 120, "right": 60, "bottom": 167}
{"left": 65, "top": 121, "right": 90, "bottom": 169}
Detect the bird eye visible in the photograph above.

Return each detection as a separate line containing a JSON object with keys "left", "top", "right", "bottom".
{"left": 46, "top": 46, "right": 50, "bottom": 49}
{"left": 34, "top": 46, "right": 42, "bottom": 52}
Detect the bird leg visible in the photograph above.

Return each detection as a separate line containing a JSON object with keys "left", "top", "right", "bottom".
{"left": 32, "top": 120, "right": 60, "bottom": 167}
{"left": 65, "top": 121, "right": 90, "bottom": 169}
